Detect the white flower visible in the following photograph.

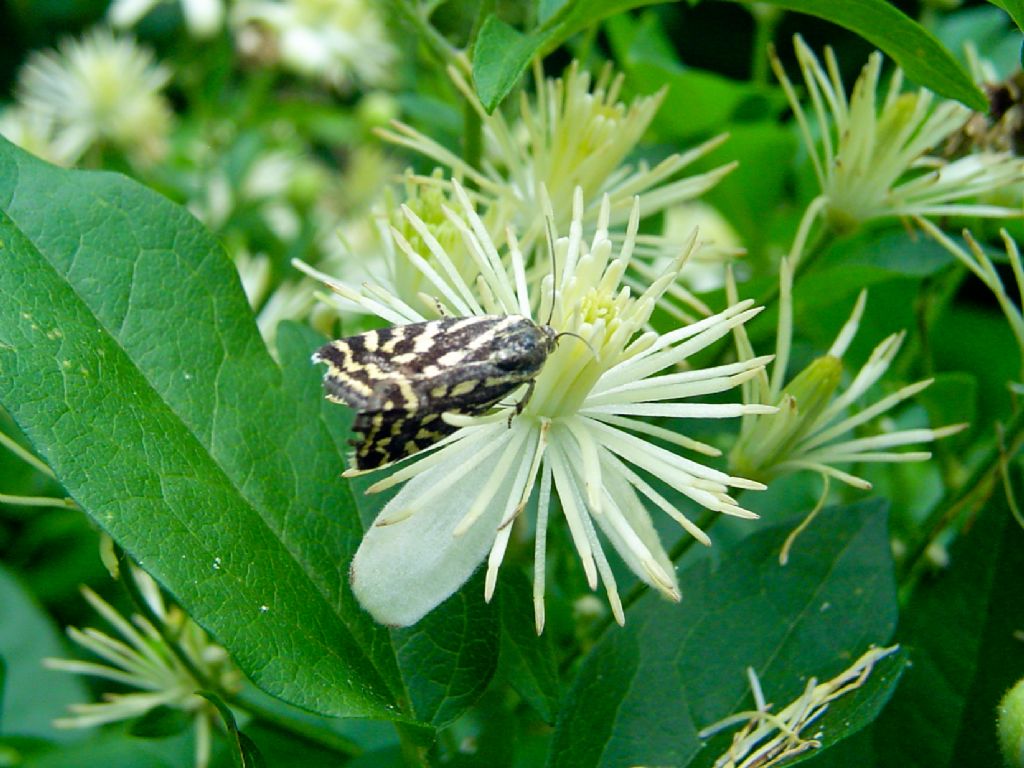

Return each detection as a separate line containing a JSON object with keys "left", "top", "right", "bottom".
{"left": 729, "top": 259, "right": 966, "bottom": 489}
{"left": 699, "top": 645, "right": 900, "bottom": 768}
{"left": 299, "top": 182, "right": 774, "bottom": 630}
{"left": 15, "top": 28, "right": 172, "bottom": 166}
{"left": 44, "top": 569, "right": 240, "bottom": 768}
{"left": 232, "top": 0, "right": 397, "bottom": 90}
{"left": 256, "top": 278, "right": 319, "bottom": 351}
{"left": 0, "top": 105, "right": 74, "bottom": 166}
{"left": 380, "top": 60, "right": 735, "bottom": 262}
{"left": 916, "top": 219, "right": 1024, "bottom": 382}
{"left": 646, "top": 200, "right": 746, "bottom": 323}
{"left": 234, "top": 249, "right": 273, "bottom": 308}
{"left": 772, "top": 37, "right": 1024, "bottom": 256}
{"left": 108, "top": 0, "right": 225, "bottom": 38}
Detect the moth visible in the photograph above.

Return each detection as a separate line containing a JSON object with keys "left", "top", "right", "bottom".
{"left": 313, "top": 314, "right": 557, "bottom": 470}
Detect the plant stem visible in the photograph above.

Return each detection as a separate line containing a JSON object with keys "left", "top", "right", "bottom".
{"left": 388, "top": 0, "right": 458, "bottom": 67}
{"left": 897, "top": 405, "right": 1024, "bottom": 592}
{"left": 0, "top": 493, "right": 75, "bottom": 509}
{"left": 463, "top": 102, "right": 482, "bottom": 178}
{"left": 749, "top": 5, "right": 782, "bottom": 85}
{"left": 0, "top": 430, "right": 55, "bottom": 477}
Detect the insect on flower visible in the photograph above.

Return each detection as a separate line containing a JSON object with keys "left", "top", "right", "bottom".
{"left": 313, "top": 314, "right": 561, "bottom": 469}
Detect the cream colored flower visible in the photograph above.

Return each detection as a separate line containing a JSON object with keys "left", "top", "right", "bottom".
{"left": 772, "top": 37, "right": 1024, "bottom": 262}
{"left": 729, "top": 259, "right": 965, "bottom": 488}
{"left": 380, "top": 59, "right": 735, "bottom": 259}
{"left": 44, "top": 568, "right": 241, "bottom": 768}
{"left": 108, "top": 0, "right": 225, "bottom": 37}
{"left": 15, "top": 29, "right": 172, "bottom": 166}
{"left": 299, "top": 182, "right": 773, "bottom": 630}
{"left": 0, "top": 105, "right": 73, "bottom": 166}
{"left": 232, "top": 0, "right": 397, "bottom": 90}
{"left": 916, "top": 218, "right": 1024, "bottom": 382}
{"left": 699, "top": 646, "right": 900, "bottom": 768}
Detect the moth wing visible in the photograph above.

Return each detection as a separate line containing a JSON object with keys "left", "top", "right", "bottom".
{"left": 400, "top": 358, "right": 523, "bottom": 416}
{"left": 350, "top": 408, "right": 456, "bottom": 470}
{"left": 313, "top": 328, "right": 413, "bottom": 410}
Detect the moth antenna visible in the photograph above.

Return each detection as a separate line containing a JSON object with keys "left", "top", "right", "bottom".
{"left": 543, "top": 208, "right": 559, "bottom": 328}
{"left": 554, "top": 330, "right": 595, "bottom": 358}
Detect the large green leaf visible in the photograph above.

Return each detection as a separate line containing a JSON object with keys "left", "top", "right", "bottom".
{"left": 548, "top": 501, "right": 899, "bottom": 768}
{"left": 719, "top": 0, "right": 987, "bottom": 110}
{"left": 391, "top": 571, "right": 499, "bottom": 728}
{"left": 990, "top": 0, "right": 1024, "bottom": 38}
{"left": 497, "top": 569, "right": 560, "bottom": 725}
{"left": 15, "top": 724, "right": 198, "bottom": 768}
{"left": 872, "top": 480, "right": 1024, "bottom": 767}
{"left": 0, "top": 564, "right": 86, "bottom": 741}
{"left": 0, "top": 137, "right": 402, "bottom": 718}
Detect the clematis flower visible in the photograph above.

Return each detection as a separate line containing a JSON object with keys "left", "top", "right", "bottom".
{"left": 14, "top": 29, "right": 172, "bottom": 166}
{"left": 379, "top": 58, "right": 736, "bottom": 291}
{"left": 108, "top": 0, "right": 225, "bottom": 38}
{"left": 232, "top": 0, "right": 397, "bottom": 90}
{"left": 298, "top": 182, "right": 774, "bottom": 631}
{"left": 728, "top": 259, "right": 966, "bottom": 489}
{"left": 0, "top": 105, "right": 73, "bottom": 166}
{"left": 916, "top": 219, "right": 1024, "bottom": 383}
{"left": 699, "top": 645, "right": 900, "bottom": 768}
{"left": 771, "top": 37, "right": 1024, "bottom": 262}
{"left": 44, "top": 568, "right": 241, "bottom": 768}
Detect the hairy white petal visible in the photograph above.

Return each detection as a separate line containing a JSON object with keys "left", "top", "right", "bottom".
{"left": 350, "top": 439, "right": 517, "bottom": 626}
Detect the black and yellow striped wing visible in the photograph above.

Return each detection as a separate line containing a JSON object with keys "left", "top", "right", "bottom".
{"left": 313, "top": 315, "right": 557, "bottom": 469}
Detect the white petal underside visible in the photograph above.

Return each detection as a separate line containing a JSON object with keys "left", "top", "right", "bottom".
{"left": 350, "top": 434, "right": 518, "bottom": 626}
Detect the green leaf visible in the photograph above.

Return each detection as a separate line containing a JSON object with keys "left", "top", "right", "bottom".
{"left": 472, "top": 1, "right": 670, "bottom": 111}
{"left": 703, "top": 121, "right": 797, "bottom": 250}
{"left": 548, "top": 501, "right": 898, "bottom": 768}
{"left": 781, "top": 648, "right": 908, "bottom": 767}
{"left": 0, "top": 563, "right": 86, "bottom": 741}
{"left": 24, "top": 727, "right": 192, "bottom": 768}
{"left": 201, "top": 692, "right": 266, "bottom": 768}
{"left": 606, "top": 11, "right": 787, "bottom": 141}
{"left": 819, "top": 229, "right": 957, "bottom": 279}
{"left": 472, "top": 16, "right": 541, "bottom": 114}
{"left": 338, "top": 395, "right": 502, "bottom": 732}
{"left": 0, "top": 137, "right": 402, "bottom": 719}
{"left": 497, "top": 570, "right": 560, "bottom": 724}
{"left": 991, "top": 0, "right": 1024, "bottom": 35}
{"left": 129, "top": 707, "right": 193, "bottom": 739}
{"left": 718, "top": 0, "right": 987, "bottom": 110}
{"left": 242, "top": 717, "right": 364, "bottom": 768}
{"left": 933, "top": 305, "right": 1018, "bottom": 431}
{"left": 932, "top": 6, "right": 1022, "bottom": 76}
{"left": 536, "top": 0, "right": 670, "bottom": 43}
{"left": 872, "top": 487, "right": 1024, "bottom": 767}
{"left": 391, "top": 571, "right": 500, "bottom": 728}
{"left": 917, "top": 374, "right": 976, "bottom": 446}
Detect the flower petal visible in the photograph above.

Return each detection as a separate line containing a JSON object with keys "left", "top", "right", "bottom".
{"left": 350, "top": 438, "right": 519, "bottom": 626}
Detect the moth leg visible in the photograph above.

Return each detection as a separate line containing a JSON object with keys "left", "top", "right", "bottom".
{"left": 507, "top": 379, "right": 536, "bottom": 427}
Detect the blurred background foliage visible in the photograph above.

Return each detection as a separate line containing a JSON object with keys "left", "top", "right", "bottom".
{"left": 1, "top": 1, "right": 1023, "bottom": 766}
